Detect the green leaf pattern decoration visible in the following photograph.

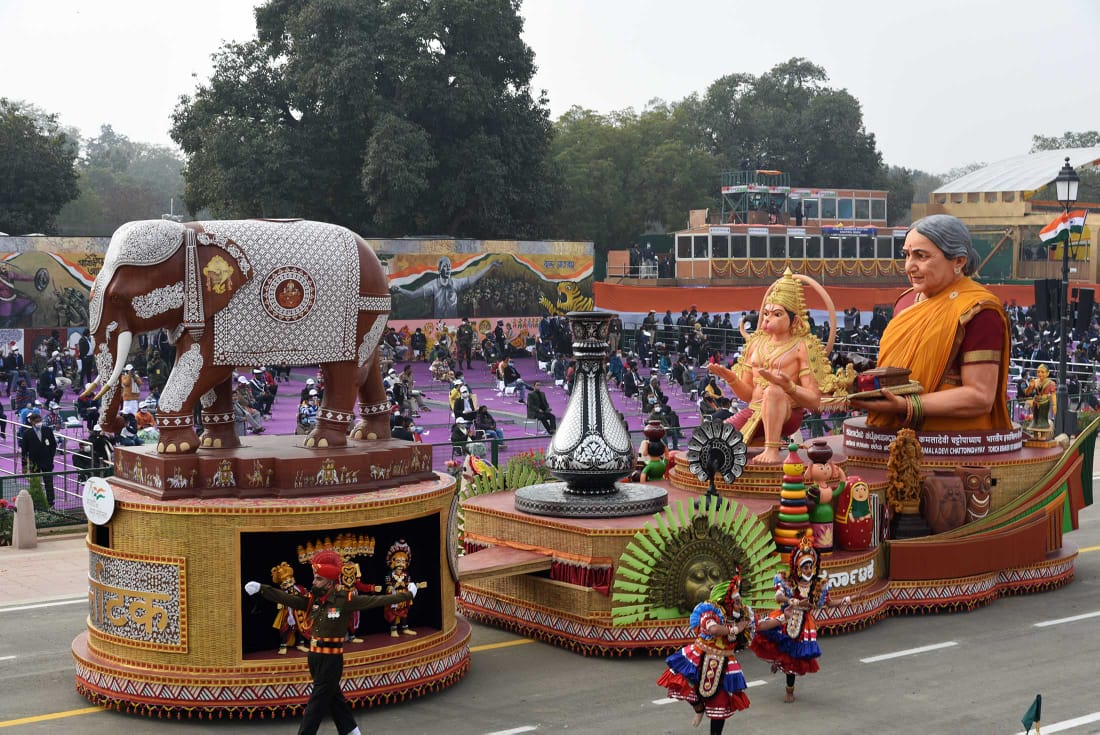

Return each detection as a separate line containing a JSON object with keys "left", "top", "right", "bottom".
{"left": 611, "top": 497, "right": 782, "bottom": 626}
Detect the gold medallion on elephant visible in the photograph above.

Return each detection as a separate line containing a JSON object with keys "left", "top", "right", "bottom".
{"left": 261, "top": 266, "right": 316, "bottom": 323}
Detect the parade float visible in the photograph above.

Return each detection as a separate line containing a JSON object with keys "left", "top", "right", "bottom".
{"left": 71, "top": 220, "right": 468, "bottom": 718}
{"left": 458, "top": 294, "right": 1097, "bottom": 655}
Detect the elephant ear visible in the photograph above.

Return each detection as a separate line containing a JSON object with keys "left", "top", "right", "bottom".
{"left": 195, "top": 239, "right": 254, "bottom": 314}
{"left": 178, "top": 227, "right": 255, "bottom": 341}
{"left": 176, "top": 226, "right": 252, "bottom": 321}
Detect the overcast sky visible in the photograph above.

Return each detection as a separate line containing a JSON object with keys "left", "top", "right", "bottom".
{"left": 1, "top": 0, "right": 1097, "bottom": 176}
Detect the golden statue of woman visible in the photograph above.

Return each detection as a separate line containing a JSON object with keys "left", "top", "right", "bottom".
{"left": 708, "top": 268, "right": 836, "bottom": 464}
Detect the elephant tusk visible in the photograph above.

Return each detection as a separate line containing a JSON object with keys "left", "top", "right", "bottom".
{"left": 103, "top": 330, "right": 133, "bottom": 392}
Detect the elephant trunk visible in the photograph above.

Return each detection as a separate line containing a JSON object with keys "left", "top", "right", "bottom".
{"left": 94, "top": 330, "right": 132, "bottom": 401}
{"left": 91, "top": 328, "right": 131, "bottom": 433}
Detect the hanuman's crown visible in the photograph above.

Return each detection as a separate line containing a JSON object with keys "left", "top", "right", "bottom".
{"left": 271, "top": 561, "right": 296, "bottom": 586}
{"left": 762, "top": 267, "right": 808, "bottom": 317}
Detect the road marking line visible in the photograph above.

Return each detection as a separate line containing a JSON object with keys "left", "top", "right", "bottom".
{"left": 653, "top": 697, "right": 677, "bottom": 705}
{"left": 0, "top": 707, "right": 104, "bottom": 729}
{"left": 0, "top": 640, "right": 536, "bottom": 729}
{"left": 485, "top": 727, "right": 537, "bottom": 735}
{"left": 0, "top": 598, "right": 85, "bottom": 614}
{"left": 746, "top": 679, "right": 767, "bottom": 687}
{"left": 1015, "top": 710, "right": 1100, "bottom": 734}
{"left": 0, "top": 656, "right": 14, "bottom": 662}
{"left": 1034, "top": 610, "right": 1100, "bottom": 627}
{"left": 471, "top": 638, "right": 537, "bottom": 653}
{"left": 0, "top": 631, "right": 532, "bottom": 730}
{"left": 654, "top": 678, "right": 766, "bottom": 705}
{"left": 860, "top": 641, "right": 957, "bottom": 663}
{"left": 1078, "top": 544, "right": 1100, "bottom": 553}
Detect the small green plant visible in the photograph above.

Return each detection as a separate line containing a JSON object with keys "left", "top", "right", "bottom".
{"left": 0, "top": 498, "right": 14, "bottom": 546}
{"left": 1078, "top": 407, "right": 1100, "bottom": 431}
{"left": 25, "top": 474, "right": 49, "bottom": 512}
{"left": 503, "top": 449, "right": 551, "bottom": 483}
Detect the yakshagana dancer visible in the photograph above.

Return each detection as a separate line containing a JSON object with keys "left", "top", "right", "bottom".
{"left": 657, "top": 576, "right": 754, "bottom": 733}
{"left": 750, "top": 531, "right": 850, "bottom": 703}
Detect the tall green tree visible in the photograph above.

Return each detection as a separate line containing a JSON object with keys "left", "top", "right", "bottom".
{"left": 0, "top": 99, "right": 79, "bottom": 234}
{"left": 548, "top": 102, "right": 717, "bottom": 253}
{"left": 1029, "top": 130, "right": 1100, "bottom": 203}
{"left": 875, "top": 165, "right": 916, "bottom": 226}
{"left": 171, "top": 0, "right": 558, "bottom": 238}
{"left": 698, "top": 58, "right": 882, "bottom": 188}
{"left": 1031, "top": 130, "right": 1100, "bottom": 151}
{"left": 55, "top": 125, "right": 186, "bottom": 236}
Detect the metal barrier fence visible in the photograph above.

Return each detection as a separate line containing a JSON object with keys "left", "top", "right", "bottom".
{"left": 0, "top": 393, "right": 1083, "bottom": 526}
{"left": 0, "top": 466, "right": 110, "bottom": 525}
{"left": 0, "top": 416, "right": 113, "bottom": 525}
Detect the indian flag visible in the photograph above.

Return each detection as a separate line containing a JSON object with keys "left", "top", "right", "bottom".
{"left": 1040, "top": 209, "right": 1088, "bottom": 243}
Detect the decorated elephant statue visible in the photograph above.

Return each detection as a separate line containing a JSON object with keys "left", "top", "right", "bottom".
{"left": 86, "top": 219, "right": 392, "bottom": 454}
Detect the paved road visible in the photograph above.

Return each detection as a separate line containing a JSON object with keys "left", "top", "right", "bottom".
{"left": 1, "top": 503, "right": 1098, "bottom": 734}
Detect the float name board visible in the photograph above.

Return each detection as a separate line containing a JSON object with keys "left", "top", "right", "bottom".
{"left": 844, "top": 425, "right": 1024, "bottom": 456}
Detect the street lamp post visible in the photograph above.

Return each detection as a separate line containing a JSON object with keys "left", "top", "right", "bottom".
{"left": 1054, "top": 156, "right": 1080, "bottom": 436}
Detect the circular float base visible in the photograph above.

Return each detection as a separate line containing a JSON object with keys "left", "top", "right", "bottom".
{"left": 73, "top": 618, "right": 471, "bottom": 718}
{"left": 514, "top": 481, "right": 668, "bottom": 517}
{"left": 74, "top": 470, "right": 463, "bottom": 718}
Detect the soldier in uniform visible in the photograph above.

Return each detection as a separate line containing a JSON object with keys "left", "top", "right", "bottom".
{"left": 456, "top": 317, "right": 476, "bottom": 369}
{"left": 246, "top": 550, "right": 415, "bottom": 735}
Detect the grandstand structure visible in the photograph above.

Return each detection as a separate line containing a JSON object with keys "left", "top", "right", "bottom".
{"left": 598, "top": 149, "right": 1100, "bottom": 314}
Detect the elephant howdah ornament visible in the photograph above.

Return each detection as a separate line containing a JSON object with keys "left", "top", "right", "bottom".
{"left": 86, "top": 219, "right": 392, "bottom": 454}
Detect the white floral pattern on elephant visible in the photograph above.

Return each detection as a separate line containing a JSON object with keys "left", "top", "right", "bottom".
{"left": 158, "top": 344, "right": 203, "bottom": 413}
{"left": 87, "top": 219, "right": 394, "bottom": 455}
{"left": 133, "top": 282, "right": 185, "bottom": 319}
{"left": 206, "top": 220, "right": 360, "bottom": 366}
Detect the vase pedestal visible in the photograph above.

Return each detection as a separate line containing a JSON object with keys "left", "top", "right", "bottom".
{"left": 518, "top": 311, "right": 666, "bottom": 518}
{"left": 514, "top": 481, "right": 668, "bottom": 517}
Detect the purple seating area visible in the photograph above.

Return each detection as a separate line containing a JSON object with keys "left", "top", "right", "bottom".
{"left": 0, "top": 357, "right": 710, "bottom": 516}
{"left": 393, "top": 355, "right": 704, "bottom": 469}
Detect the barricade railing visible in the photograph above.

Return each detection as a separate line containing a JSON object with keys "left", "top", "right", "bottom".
{"left": 0, "top": 415, "right": 113, "bottom": 525}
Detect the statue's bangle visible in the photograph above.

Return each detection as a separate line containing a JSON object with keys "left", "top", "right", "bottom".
{"left": 911, "top": 394, "right": 925, "bottom": 430}
{"left": 903, "top": 396, "right": 914, "bottom": 426}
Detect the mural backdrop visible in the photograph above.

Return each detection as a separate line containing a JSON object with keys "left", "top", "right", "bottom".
{"left": 0, "top": 234, "right": 594, "bottom": 351}
{"left": 385, "top": 251, "right": 593, "bottom": 320}
{"left": 0, "top": 237, "right": 105, "bottom": 330}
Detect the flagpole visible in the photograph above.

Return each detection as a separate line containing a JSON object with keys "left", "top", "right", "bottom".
{"left": 1052, "top": 158, "right": 1080, "bottom": 437}
{"left": 1056, "top": 223, "right": 1070, "bottom": 436}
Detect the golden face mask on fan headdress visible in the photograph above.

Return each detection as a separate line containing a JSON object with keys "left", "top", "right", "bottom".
{"left": 761, "top": 267, "right": 810, "bottom": 337}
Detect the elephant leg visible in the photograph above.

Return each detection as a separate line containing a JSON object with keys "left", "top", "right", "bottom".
{"left": 199, "top": 378, "right": 242, "bottom": 450}
{"left": 304, "top": 362, "right": 357, "bottom": 449}
{"left": 351, "top": 351, "right": 391, "bottom": 441}
{"left": 155, "top": 343, "right": 229, "bottom": 454}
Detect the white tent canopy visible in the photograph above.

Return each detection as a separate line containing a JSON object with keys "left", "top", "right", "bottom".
{"left": 933, "top": 147, "right": 1100, "bottom": 195}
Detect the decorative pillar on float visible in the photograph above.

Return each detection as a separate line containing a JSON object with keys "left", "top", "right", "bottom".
{"left": 514, "top": 311, "right": 667, "bottom": 517}
{"left": 774, "top": 443, "right": 811, "bottom": 553}
{"left": 803, "top": 439, "right": 841, "bottom": 552}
